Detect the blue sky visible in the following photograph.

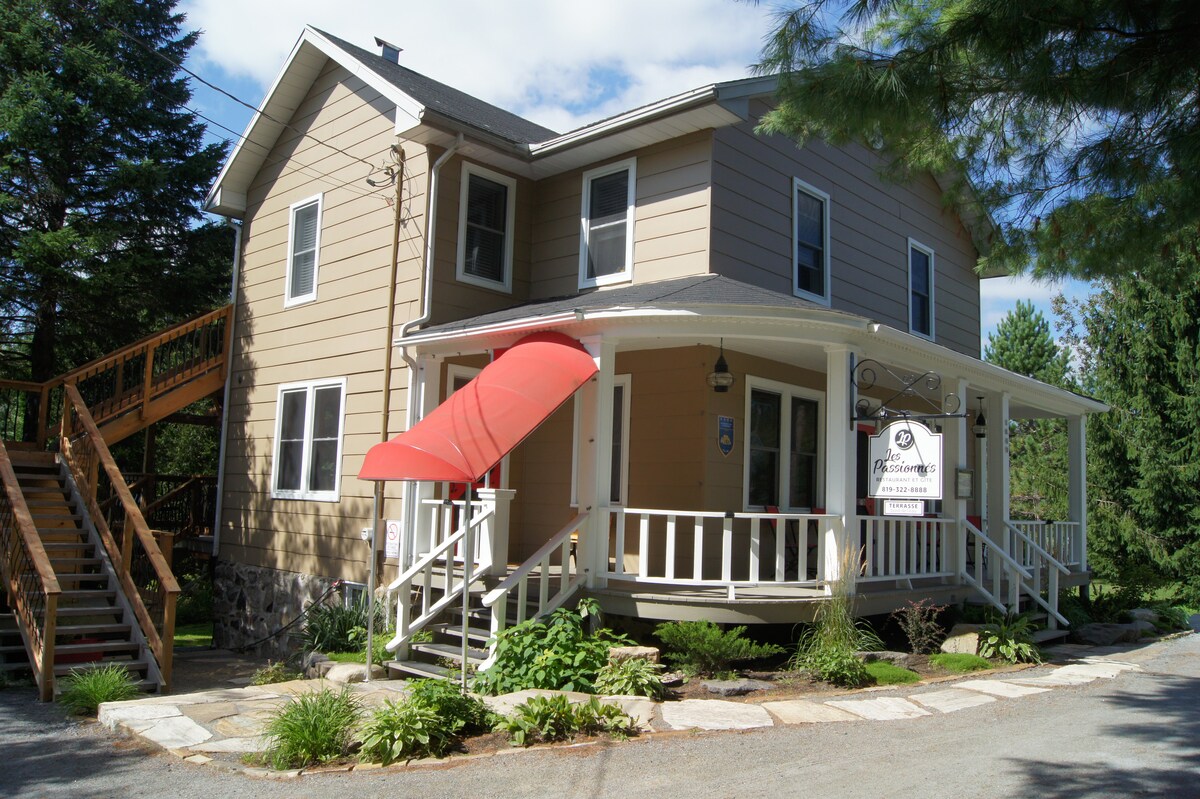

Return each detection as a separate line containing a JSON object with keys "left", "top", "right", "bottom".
{"left": 179, "top": 0, "right": 1091, "bottom": 349}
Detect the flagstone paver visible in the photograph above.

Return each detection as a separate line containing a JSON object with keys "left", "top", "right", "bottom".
{"left": 658, "top": 699, "right": 775, "bottom": 730}
{"left": 955, "top": 680, "right": 1050, "bottom": 698}
{"left": 761, "top": 699, "right": 858, "bottom": 724}
{"left": 909, "top": 688, "right": 997, "bottom": 713}
{"left": 131, "top": 716, "right": 213, "bottom": 749}
{"left": 825, "top": 697, "right": 931, "bottom": 721}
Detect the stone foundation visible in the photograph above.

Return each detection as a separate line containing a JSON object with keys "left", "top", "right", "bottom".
{"left": 212, "top": 560, "right": 337, "bottom": 660}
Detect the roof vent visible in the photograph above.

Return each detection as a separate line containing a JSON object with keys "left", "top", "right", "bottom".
{"left": 374, "top": 37, "right": 402, "bottom": 64}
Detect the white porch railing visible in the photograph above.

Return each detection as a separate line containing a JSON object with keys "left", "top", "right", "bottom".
{"left": 481, "top": 512, "right": 589, "bottom": 645}
{"left": 384, "top": 502, "right": 495, "bottom": 655}
{"left": 600, "top": 508, "right": 838, "bottom": 598}
{"left": 857, "top": 516, "right": 955, "bottom": 583}
{"left": 1005, "top": 521, "right": 1070, "bottom": 628}
{"left": 1008, "top": 520, "right": 1081, "bottom": 568}
{"left": 960, "top": 517, "right": 1030, "bottom": 613}
{"left": 417, "top": 498, "right": 491, "bottom": 566}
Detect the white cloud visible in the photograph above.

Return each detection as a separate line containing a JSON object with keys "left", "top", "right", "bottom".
{"left": 180, "top": 0, "right": 776, "bottom": 132}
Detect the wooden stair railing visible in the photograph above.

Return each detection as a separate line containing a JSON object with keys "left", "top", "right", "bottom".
{"left": 0, "top": 441, "right": 61, "bottom": 701}
{"left": 60, "top": 384, "right": 179, "bottom": 691}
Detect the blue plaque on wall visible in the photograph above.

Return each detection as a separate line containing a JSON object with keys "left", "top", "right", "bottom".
{"left": 718, "top": 415, "right": 734, "bottom": 456}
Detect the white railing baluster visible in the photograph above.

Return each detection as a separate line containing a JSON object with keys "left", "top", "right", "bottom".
{"left": 516, "top": 577, "right": 528, "bottom": 625}
{"left": 693, "top": 517, "right": 704, "bottom": 581}
{"left": 638, "top": 514, "right": 649, "bottom": 579}
{"left": 749, "top": 518, "right": 761, "bottom": 582}
{"left": 614, "top": 512, "right": 626, "bottom": 576}
{"left": 664, "top": 515, "right": 677, "bottom": 581}
{"left": 774, "top": 518, "right": 786, "bottom": 582}
{"left": 721, "top": 517, "right": 732, "bottom": 583}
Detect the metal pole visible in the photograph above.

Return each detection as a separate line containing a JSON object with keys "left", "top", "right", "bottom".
{"left": 461, "top": 482, "right": 473, "bottom": 690}
{"left": 365, "top": 489, "right": 380, "bottom": 683}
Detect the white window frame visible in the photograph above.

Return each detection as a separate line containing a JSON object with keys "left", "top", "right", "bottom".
{"left": 571, "top": 374, "right": 632, "bottom": 507}
{"left": 792, "top": 178, "right": 831, "bottom": 306}
{"left": 284, "top": 193, "right": 323, "bottom": 307}
{"left": 270, "top": 377, "right": 347, "bottom": 502}
{"left": 742, "top": 376, "right": 825, "bottom": 511}
{"left": 908, "top": 238, "right": 935, "bottom": 339}
{"left": 578, "top": 159, "right": 636, "bottom": 289}
{"left": 456, "top": 162, "right": 516, "bottom": 293}
{"left": 445, "top": 363, "right": 508, "bottom": 490}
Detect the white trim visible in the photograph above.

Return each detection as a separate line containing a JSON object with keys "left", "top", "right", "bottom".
{"left": 792, "top": 178, "right": 831, "bottom": 306}
{"left": 284, "top": 193, "right": 323, "bottom": 307}
{"left": 743, "top": 375, "right": 825, "bottom": 511}
{"left": 907, "top": 237, "right": 935, "bottom": 340}
{"left": 571, "top": 373, "right": 631, "bottom": 507}
{"left": 270, "top": 377, "right": 347, "bottom": 502}
{"left": 579, "top": 159, "right": 636, "bottom": 289}
{"left": 455, "top": 162, "right": 516, "bottom": 293}
{"left": 445, "top": 363, "right": 481, "bottom": 395}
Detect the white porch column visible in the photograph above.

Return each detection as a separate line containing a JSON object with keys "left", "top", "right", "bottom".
{"left": 823, "top": 346, "right": 856, "bottom": 592}
{"left": 1068, "top": 414, "right": 1088, "bottom": 572}
{"left": 943, "top": 378, "right": 969, "bottom": 578}
{"left": 985, "top": 391, "right": 1011, "bottom": 538}
{"left": 401, "top": 353, "right": 443, "bottom": 569}
{"left": 579, "top": 337, "right": 616, "bottom": 589}
{"left": 476, "top": 488, "right": 515, "bottom": 577}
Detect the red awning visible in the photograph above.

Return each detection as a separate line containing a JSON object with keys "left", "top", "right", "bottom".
{"left": 358, "top": 331, "right": 598, "bottom": 483}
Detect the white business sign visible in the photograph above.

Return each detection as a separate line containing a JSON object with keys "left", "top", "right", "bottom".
{"left": 384, "top": 519, "right": 402, "bottom": 560}
{"left": 883, "top": 499, "right": 926, "bottom": 516}
{"left": 868, "top": 420, "right": 943, "bottom": 500}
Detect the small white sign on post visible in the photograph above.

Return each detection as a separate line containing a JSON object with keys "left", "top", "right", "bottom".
{"left": 384, "top": 519, "right": 402, "bottom": 560}
{"left": 868, "top": 420, "right": 943, "bottom": 500}
{"left": 883, "top": 499, "right": 926, "bottom": 516}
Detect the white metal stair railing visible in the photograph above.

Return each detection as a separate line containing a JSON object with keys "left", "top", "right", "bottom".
{"left": 480, "top": 511, "right": 589, "bottom": 666}
{"left": 959, "top": 518, "right": 1032, "bottom": 614}
{"left": 1005, "top": 521, "right": 1071, "bottom": 628}
{"left": 383, "top": 503, "right": 495, "bottom": 657}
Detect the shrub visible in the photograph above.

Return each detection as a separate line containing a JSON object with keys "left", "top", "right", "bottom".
{"left": 890, "top": 599, "right": 946, "bottom": 654}
{"left": 407, "top": 678, "right": 492, "bottom": 734}
{"left": 1151, "top": 604, "right": 1191, "bottom": 633}
{"left": 928, "top": 652, "right": 992, "bottom": 673}
{"left": 262, "top": 688, "right": 361, "bottom": 769}
{"left": 250, "top": 661, "right": 303, "bottom": 685}
{"left": 359, "top": 699, "right": 453, "bottom": 764}
{"left": 978, "top": 614, "right": 1042, "bottom": 664}
{"left": 58, "top": 665, "right": 140, "bottom": 715}
{"left": 791, "top": 547, "right": 882, "bottom": 687}
{"left": 175, "top": 571, "right": 214, "bottom": 626}
{"left": 473, "top": 599, "right": 630, "bottom": 695}
{"left": 802, "top": 646, "right": 871, "bottom": 688}
{"left": 654, "top": 621, "right": 784, "bottom": 677}
{"left": 494, "top": 694, "right": 635, "bottom": 747}
{"left": 864, "top": 660, "right": 920, "bottom": 685}
{"left": 300, "top": 595, "right": 386, "bottom": 654}
{"left": 594, "top": 656, "right": 666, "bottom": 700}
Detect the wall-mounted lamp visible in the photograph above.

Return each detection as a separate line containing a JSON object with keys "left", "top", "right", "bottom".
{"left": 973, "top": 396, "right": 987, "bottom": 439}
{"left": 707, "top": 339, "right": 735, "bottom": 393}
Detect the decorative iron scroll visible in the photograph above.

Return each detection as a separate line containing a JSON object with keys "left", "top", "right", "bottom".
{"left": 852, "top": 358, "right": 963, "bottom": 421}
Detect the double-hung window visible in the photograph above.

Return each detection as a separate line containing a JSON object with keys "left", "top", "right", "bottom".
{"left": 457, "top": 163, "right": 515, "bottom": 292}
{"left": 272, "top": 378, "right": 346, "bottom": 501}
{"left": 285, "top": 194, "right": 322, "bottom": 306}
{"left": 746, "top": 378, "right": 822, "bottom": 510}
{"left": 579, "top": 159, "right": 636, "bottom": 288}
{"left": 908, "top": 239, "right": 935, "bottom": 338}
{"left": 793, "top": 178, "right": 831, "bottom": 304}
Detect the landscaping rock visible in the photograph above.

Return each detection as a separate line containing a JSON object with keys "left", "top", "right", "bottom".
{"left": 701, "top": 678, "right": 777, "bottom": 697}
{"left": 660, "top": 671, "right": 685, "bottom": 687}
{"left": 481, "top": 689, "right": 592, "bottom": 718}
{"left": 1072, "top": 623, "right": 1143, "bottom": 646}
{"left": 608, "top": 645, "right": 660, "bottom": 664}
{"left": 857, "top": 651, "right": 914, "bottom": 669}
{"left": 1129, "top": 608, "right": 1160, "bottom": 624}
{"left": 322, "top": 663, "right": 386, "bottom": 684}
{"left": 302, "top": 652, "right": 331, "bottom": 679}
{"left": 941, "top": 624, "right": 986, "bottom": 655}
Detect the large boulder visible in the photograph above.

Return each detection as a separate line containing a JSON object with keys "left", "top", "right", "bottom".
{"left": 940, "top": 624, "right": 986, "bottom": 655}
{"left": 323, "top": 662, "right": 387, "bottom": 684}
{"left": 857, "top": 650, "right": 914, "bottom": 669}
{"left": 609, "top": 645, "right": 660, "bottom": 664}
{"left": 702, "top": 678, "right": 777, "bottom": 697}
{"left": 1071, "top": 623, "right": 1144, "bottom": 646}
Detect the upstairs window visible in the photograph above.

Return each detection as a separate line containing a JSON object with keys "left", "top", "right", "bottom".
{"left": 285, "top": 194, "right": 322, "bottom": 306}
{"left": 272, "top": 378, "right": 346, "bottom": 502}
{"left": 457, "top": 163, "right": 515, "bottom": 292}
{"left": 793, "top": 179, "right": 830, "bottom": 304}
{"left": 579, "top": 159, "right": 636, "bottom": 288}
{"left": 909, "top": 239, "right": 935, "bottom": 338}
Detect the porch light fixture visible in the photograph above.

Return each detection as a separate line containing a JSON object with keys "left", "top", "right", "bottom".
{"left": 973, "top": 396, "right": 987, "bottom": 439}
{"left": 707, "top": 339, "right": 735, "bottom": 393}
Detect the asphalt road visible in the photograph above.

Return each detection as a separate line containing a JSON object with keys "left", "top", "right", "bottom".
{"left": 5, "top": 633, "right": 1199, "bottom": 799}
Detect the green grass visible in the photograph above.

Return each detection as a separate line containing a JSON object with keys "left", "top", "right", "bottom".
{"left": 929, "top": 652, "right": 993, "bottom": 673}
{"left": 326, "top": 651, "right": 367, "bottom": 663}
{"left": 864, "top": 660, "right": 921, "bottom": 685}
{"left": 174, "top": 622, "right": 213, "bottom": 648}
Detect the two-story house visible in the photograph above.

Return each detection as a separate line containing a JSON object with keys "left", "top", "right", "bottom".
{"left": 204, "top": 27, "right": 1104, "bottom": 667}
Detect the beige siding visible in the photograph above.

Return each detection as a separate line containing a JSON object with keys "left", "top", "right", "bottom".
{"left": 221, "top": 59, "right": 427, "bottom": 580}
{"left": 711, "top": 114, "right": 981, "bottom": 357}
{"left": 530, "top": 132, "right": 713, "bottom": 299}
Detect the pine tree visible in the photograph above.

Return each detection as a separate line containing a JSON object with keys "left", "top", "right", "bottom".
{"left": 984, "top": 301, "right": 1072, "bottom": 522}
{"left": 0, "top": 0, "right": 231, "bottom": 381}
{"left": 754, "top": 1, "right": 1200, "bottom": 283}
{"left": 1060, "top": 272, "right": 1200, "bottom": 601}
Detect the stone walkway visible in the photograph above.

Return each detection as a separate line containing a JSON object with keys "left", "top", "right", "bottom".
{"left": 96, "top": 640, "right": 1159, "bottom": 776}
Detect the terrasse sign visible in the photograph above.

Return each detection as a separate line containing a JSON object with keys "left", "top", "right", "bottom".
{"left": 868, "top": 420, "right": 943, "bottom": 500}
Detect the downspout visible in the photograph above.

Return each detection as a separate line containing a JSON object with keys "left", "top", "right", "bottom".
{"left": 395, "top": 134, "right": 463, "bottom": 569}
{"left": 211, "top": 218, "right": 243, "bottom": 558}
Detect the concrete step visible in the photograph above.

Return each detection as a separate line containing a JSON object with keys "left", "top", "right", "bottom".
{"left": 1033, "top": 628, "right": 1070, "bottom": 644}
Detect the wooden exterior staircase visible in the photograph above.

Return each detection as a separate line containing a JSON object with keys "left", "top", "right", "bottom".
{"left": 0, "top": 306, "right": 232, "bottom": 699}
